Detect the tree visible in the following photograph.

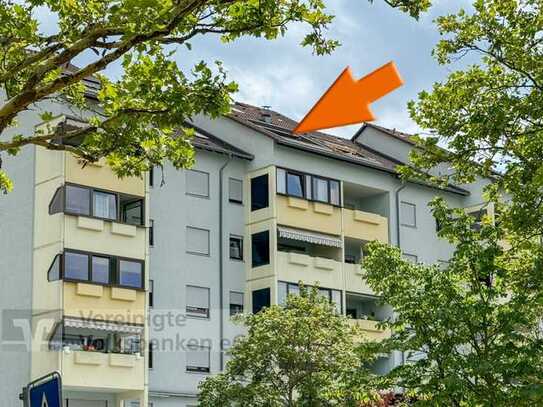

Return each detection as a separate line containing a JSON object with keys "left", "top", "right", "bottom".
{"left": 403, "top": 0, "right": 543, "bottom": 241}
{"left": 198, "top": 287, "right": 378, "bottom": 406}
{"left": 362, "top": 198, "right": 543, "bottom": 406}
{"left": 0, "top": 0, "right": 431, "bottom": 194}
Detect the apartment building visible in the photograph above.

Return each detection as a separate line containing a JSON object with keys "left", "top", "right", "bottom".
{"left": 0, "top": 98, "right": 490, "bottom": 407}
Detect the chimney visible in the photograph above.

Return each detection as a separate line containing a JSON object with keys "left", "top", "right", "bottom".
{"left": 261, "top": 105, "right": 272, "bottom": 123}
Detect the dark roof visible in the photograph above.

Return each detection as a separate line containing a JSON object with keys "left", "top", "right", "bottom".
{"left": 355, "top": 122, "right": 416, "bottom": 145}
{"left": 189, "top": 123, "right": 253, "bottom": 160}
{"left": 229, "top": 102, "right": 399, "bottom": 173}
{"left": 228, "top": 102, "right": 469, "bottom": 196}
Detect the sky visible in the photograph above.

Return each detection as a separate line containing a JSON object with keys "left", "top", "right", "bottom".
{"left": 38, "top": 0, "right": 473, "bottom": 139}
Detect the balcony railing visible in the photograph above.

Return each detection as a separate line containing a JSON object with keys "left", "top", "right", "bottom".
{"left": 349, "top": 319, "right": 391, "bottom": 342}
{"left": 62, "top": 350, "right": 145, "bottom": 391}
{"left": 276, "top": 251, "right": 341, "bottom": 290}
{"left": 343, "top": 208, "right": 388, "bottom": 242}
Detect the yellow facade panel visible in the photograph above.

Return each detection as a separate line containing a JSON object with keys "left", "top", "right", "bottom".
{"left": 276, "top": 195, "right": 342, "bottom": 235}
{"left": 343, "top": 208, "right": 388, "bottom": 242}
{"left": 65, "top": 154, "right": 144, "bottom": 197}
{"left": 63, "top": 283, "right": 145, "bottom": 325}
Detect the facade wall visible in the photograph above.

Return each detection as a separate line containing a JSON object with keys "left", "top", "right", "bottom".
{"left": 148, "top": 150, "right": 248, "bottom": 403}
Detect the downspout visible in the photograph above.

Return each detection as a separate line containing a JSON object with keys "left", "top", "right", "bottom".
{"left": 395, "top": 182, "right": 406, "bottom": 248}
{"left": 394, "top": 181, "right": 406, "bottom": 369}
{"left": 219, "top": 154, "right": 233, "bottom": 371}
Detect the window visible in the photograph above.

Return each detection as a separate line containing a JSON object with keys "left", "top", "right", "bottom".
{"left": 186, "top": 169, "right": 209, "bottom": 198}
{"left": 313, "top": 177, "right": 329, "bottom": 202}
{"left": 252, "top": 288, "right": 270, "bottom": 314}
{"left": 287, "top": 172, "right": 304, "bottom": 198}
{"left": 186, "top": 286, "right": 210, "bottom": 318}
{"left": 47, "top": 254, "right": 62, "bottom": 281}
{"left": 93, "top": 190, "right": 117, "bottom": 220}
{"left": 186, "top": 345, "right": 210, "bottom": 373}
{"left": 229, "top": 178, "right": 243, "bottom": 204}
{"left": 64, "top": 251, "right": 89, "bottom": 281}
{"left": 403, "top": 253, "right": 418, "bottom": 263}
{"left": 186, "top": 227, "right": 210, "bottom": 256}
{"left": 251, "top": 231, "right": 270, "bottom": 268}
{"left": 276, "top": 168, "right": 341, "bottom": 206}
{"left": 55, "top": 183, "right": 145, "bottom": 226}
{"left": 251, "top": 174, "right": 269, "bottom": 211}
{"left": 467, "top": 208, "right": 486, "bottom": 231}
{"left": 149, "top": 280, "right": 154, "bottom": 307}
{"left": 49, "top": 187, "right": 64, "bottom": 215}
{"left": 149, "top": 166, "right": 154, "bottom": 188}
{"left": 278, "top": 282, "right": 342, "bottom": 312}
{"left": 120, "top": 195, "right": 144, "bottom": 226}
{"left": 119, "top": 260, "right": 143, "bottom": 288}
{"left": 59, "top": 250, "right": 144, "bottom": 289}
{"left": 65, "top": 185, "right": 90, "bottom": 215}
{"left": 229, "top": 291, "right": 244, "bottom": 316}
{"left": 330, "top": 180, "right": 340, "bottom": 206}
{"left": 91, "top": 255, "right": 110, "bottom": 284}
{"left": 400, "top": 201, "right": 416, "bottom": 227}
{"left": 149, "top": 220, "right": 154, "bottom": 247}
{"left": 148, "top": 342, "right": 154, "bottom": 369}
{"left": 229, "top": 235, "right": 243, "bottom": 261}
{"left": 276, "top": 168, "right": 286, "bottom": 194}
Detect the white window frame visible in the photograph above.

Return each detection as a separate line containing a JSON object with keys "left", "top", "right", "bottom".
{"left": 186, "top": 285, "right": 210, "bottom": 319}
{"left": 229, "top": 235, "right": 244, "bottom": 261}
{"left": 186, "top": 226, "right": 210, "bottom": 256}
{"left": 185, "top": 169, "right": 210, "bottom": 198}
{"left": 229, "top": 291, "right": 244, "bottom": 316}
{"left": 400, "top": 201, "right": 417, "bottom": 228}
{"left": 228, "top": 178, "right": 243, "bottom": 204}
{"left": 186, "top": 344, "right": 211, "bottom": 373}
{"left": 403, "top": 253, "right": 418, "bottom": 263}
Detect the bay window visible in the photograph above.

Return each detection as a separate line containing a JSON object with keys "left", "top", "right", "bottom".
{"left": 276, "top": 167, "right": 341, "bottom": 206}
{"left": 52, "top": 183, "right": 145, "bottom": 226}
{"left": 93, "top": 190, "right": 117, "bottom": 220}
{"left": 59, "top": 250, "right": 144, "bottom": 289}
{"left": 119, "top": 260, "right": 143, "bottom": 288}
{"left": 91, "top": 255, "right": 110, "bottom": 284}
{"left": 65, "top": 185, "right": 90, "bottom": 215}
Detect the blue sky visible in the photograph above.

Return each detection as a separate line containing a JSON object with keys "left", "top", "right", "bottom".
{"left": 38, "top": 0, "right": 473, "bottom": 138}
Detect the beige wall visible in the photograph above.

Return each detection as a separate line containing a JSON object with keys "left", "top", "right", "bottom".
{"left": 31, "top": 141, "right": 148, "bottom": 397}
{"left": 276, "top": 196, "right": 342, "bottom": 236}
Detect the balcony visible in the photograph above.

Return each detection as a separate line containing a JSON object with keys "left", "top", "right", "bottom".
{"left": 62, "top": 351, "right": 145, "bottom": 391}
{"left": 48, "top": 317, "right": 145, "bottom": 391}
{"left": 349, "top": 319, "right": 391, "bottom": 342}
{"left": 343, "top": 208, "right": 388, "bottom": 242}
{"left": 346, "top": 293, "right": 391, "bottom": 342}
{"left": 276, "top": 251, "right": 342, "bottom": 290}
{"left": 276, "top": 195, "right": 342, "bottom": 235}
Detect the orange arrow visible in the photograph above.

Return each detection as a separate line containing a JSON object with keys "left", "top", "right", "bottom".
{"left": 293, "top": 62, "right": 403, "bottom": 134}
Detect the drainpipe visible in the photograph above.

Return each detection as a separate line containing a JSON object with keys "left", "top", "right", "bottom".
{"left": 395, "top": 182, "right": 406, "bottom": 248}
{"left": 219, "top": 155, "right": 233, "bottom": 371}
{"left": 394, "top": 181, "right": 406, "bottom": 369}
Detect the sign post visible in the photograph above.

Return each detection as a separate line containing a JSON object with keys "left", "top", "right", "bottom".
{"left": 20, "top": 372, "right": 62, "bottom": 407}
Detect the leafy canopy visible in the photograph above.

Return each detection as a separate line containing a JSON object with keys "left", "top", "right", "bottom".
{"left": 404, "top": 0, "right": 543, "bottom": 240}
{"left": 198, "top": 287, "right": 379, "bottom": 406}
{"left": 0, "top": 0, "right": 432, "bottom": 194}
{"left": 363, "top": 198, "right": 543, "bottom": 406}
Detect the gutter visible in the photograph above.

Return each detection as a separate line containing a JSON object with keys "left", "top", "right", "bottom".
{"left": 219, "top": 154, "right": 233, "bottom": 371}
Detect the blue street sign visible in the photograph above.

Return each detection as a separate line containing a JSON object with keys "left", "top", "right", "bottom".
{"left": 25, "top": 372, "right": 62, "bottom": 407}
